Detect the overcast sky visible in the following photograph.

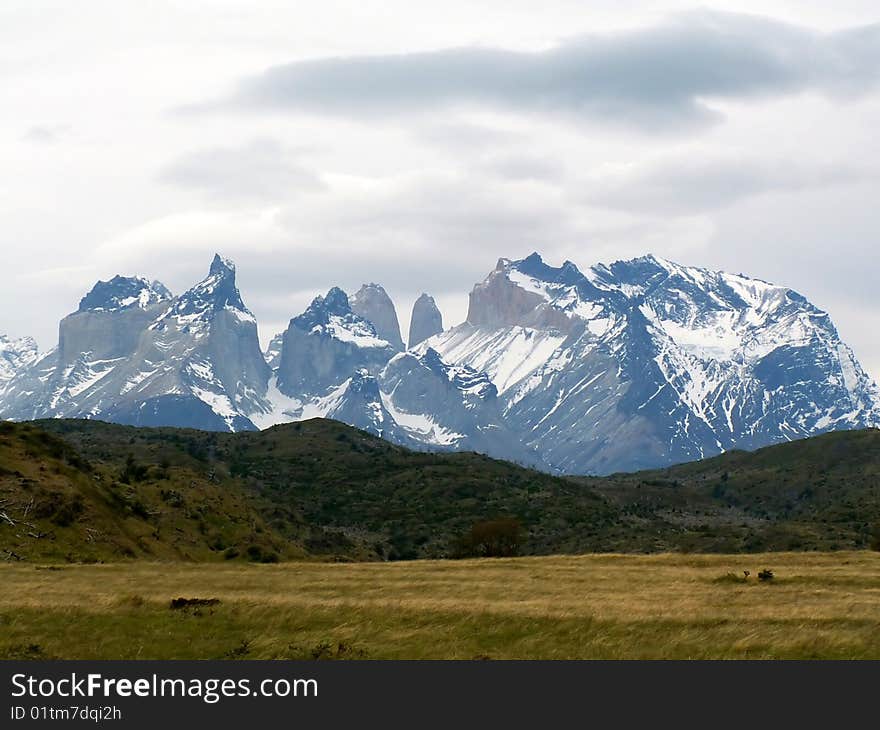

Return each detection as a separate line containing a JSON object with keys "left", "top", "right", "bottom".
{"left": 2, "top": 1, "right": 879, "bottom": 378}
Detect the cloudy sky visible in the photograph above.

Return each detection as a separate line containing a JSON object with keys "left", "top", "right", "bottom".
{"left": 2, "top": 1, "right": 879, "bottom": 377}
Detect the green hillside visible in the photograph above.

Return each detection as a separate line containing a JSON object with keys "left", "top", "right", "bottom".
{"left": 2, "top": 419, "right": 879, "bottom": 562}
{"left": 578, "top": 427, "right": 880, "bottom": 552}
{"left": 0, "top": 419, "right": 619, "bottom": 562}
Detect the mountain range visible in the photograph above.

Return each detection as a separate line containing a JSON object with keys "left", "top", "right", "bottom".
{"left": 2, "top": 252, "right": 878, "bottom": 474}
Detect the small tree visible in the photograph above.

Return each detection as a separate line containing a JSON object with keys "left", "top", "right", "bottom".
{"left": 119, "top": 454, "right": 148, "bottom": 484}
{"left": 870, "top": 523, "right": 880, "bottom": 551}
{"left": 461, "top": 518, "right": 523, "bottom": 558}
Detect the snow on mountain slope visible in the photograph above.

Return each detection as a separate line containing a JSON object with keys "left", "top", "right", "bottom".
{"left": 423, "top": 324, "right": 567, "bottom": 396}
{"left": 76, "top": 275, "right": 172, "bottom": 314}
{"left": 0, "top": 255, "right": 270, "bottom": 432}
{"left": 274, "top": 287, "right": 397, "bottom": 399}
{"left": 430, "top": 252, "right": 880, "bottom": 473}
{"left": 252, "top": 289, "right": 543, "bottom": 464}
{"left": 0, "top": 335, "right": 38, "bottom": 386}
{"left": 350, "top": 283, "right": 404, "bottom": 351}
{"left": 2, "top": 250, "right": 877, "bottom": 475}
{"left": 379, "top": 348, "right": 545, "bottom": 467}
{"left": 264, "top": 333, "right": 284, "bottom": 370}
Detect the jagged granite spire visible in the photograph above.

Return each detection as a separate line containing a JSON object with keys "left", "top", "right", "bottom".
{"left": 167, "top": 253, "right": 249, "bottom": 319}
{"left": 408, "top": 293, "right": 443, "bottom": 348}
{"left": 350, "top": 283, "right": 404, "bottom": 350}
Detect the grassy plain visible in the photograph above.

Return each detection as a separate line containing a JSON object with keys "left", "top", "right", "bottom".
{"left": 3, "top": 551, "right": 880, "bottom": 660}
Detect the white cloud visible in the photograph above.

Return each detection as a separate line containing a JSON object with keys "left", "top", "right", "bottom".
{"left": 0, "top": 2, "right": 879, "bottom": 384}
{"left": 583, "top": 153, "right": 875, "bottom": 213}
{"left": 159, "top": 138, "right": 325, "bottom": 202}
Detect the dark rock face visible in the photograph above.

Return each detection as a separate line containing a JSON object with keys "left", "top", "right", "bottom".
{"left": 379, "top": 348, "right": 544, "bottom": 468}
{"left": 350, "top": 283, "right": 404, "bottom": 350}
{"left": 275, "top": 288, "right": 397, "bottom": 397}
{"left": 77, "top": 275, "right": 172, "bottom": 313}
{"left": 264, "top": 333, "right": 284, "bottom": 370}
{"left": 104, "top": 394, "right": 257, "bottom": 432}
{"left": 408, "top": 293, "right": 443, "bottom": 348}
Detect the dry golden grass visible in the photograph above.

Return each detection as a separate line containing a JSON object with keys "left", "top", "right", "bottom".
{"left": 2, "top": 552, "right": 880, "bottom": 659}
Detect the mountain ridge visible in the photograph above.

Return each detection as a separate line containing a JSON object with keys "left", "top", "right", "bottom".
{"left": 2, "top": 418, "right": 879, "bottom": 562}
{"left": 2, "top": 251, "right": 878, "bottom": 474}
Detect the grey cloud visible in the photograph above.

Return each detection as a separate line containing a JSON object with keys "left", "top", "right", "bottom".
{"left": 276, "top": 173, "right": 579, "bottom": 266}
{"left": 586, "top": 156, "right": 872, "bottom": 214}
{"left": 22, "top": 124, "right": 70, "bottom": 144}
{"left": 159, "top": 138, "right": 325, "bottom": 202}
{"left": 412, "top": 121, "right": 525, "bottom": 151}
{"left": 213, "top": 11, "right": 880, "bottom": 131}
{"left": 482, "top": 154, "right": 566, "bottom": 182}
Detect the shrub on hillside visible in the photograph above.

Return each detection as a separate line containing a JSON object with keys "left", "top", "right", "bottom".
{"left": 455, "top": 518, "right": 523, "bottom": 558}
{"left": 870, "top": 524, "right": 880, "bottom": 551}
{"left": 119, "top": 454, "right": 148, "bottom": 484}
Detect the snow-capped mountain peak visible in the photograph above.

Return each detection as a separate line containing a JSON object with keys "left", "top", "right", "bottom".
{"left": 274, "top": 287, "right": 397, "bottom": 399}
{"left": 77, "top": 275, "right": 172, "bottom": 313}
{"left": 417, "top": 347, "right": 497, "bottom": 401}
{"left": 293, "top": 288, "right": 391, "bottom": 349}
{"left": 1, "top": 253, "right": 269, "bottom": 433}
{"left": 3, "top": 251, "right": 878, "bottom": 476}
{"left": 185, "top": 253, "right": 244, "bottom": 313}
{"left": 427, "top": 252, "right": 880, "bottom": 473}
{"left": 210, "top": 253, "right": 236, "bottom": 276}
{"left": 159, "top": 253, "right": 253, "bottom": 327}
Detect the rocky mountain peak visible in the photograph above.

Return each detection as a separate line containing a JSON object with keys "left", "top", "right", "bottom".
{"left": 293, "top": 287, "right": 355, "bottom": 331}
{"left": 350, "top": 283, "right": 404, "bottom": 350}
{"left": 163, "top": 254, "right": 252, "bottom": 324}
{"left": 276, "top": 287, "right": 396, "bottom": 399}
{"left": 4, "top": 253, "right": 270, "bottom": 433}
{"left": 264, "top": 332, "right": 285, "bottom": 369}
{"left": 419, "top": 347, "right": 496, "bottom": 400}
{"left": 209, "top": 253, "right": 236, "bottom": 277}
{"left": 408, "top": 293, "right": 443, "bottom": 348}
{"left": 467, "top": 253, "right": 599, "bottom": 332}
{"left": 77, "top": 275, "right": 172, "bottom": 314}
{"left": 324, "top": 286, "right": 352, "bottom": 313}
{"left": 4, "top": 250, "right": 879, "bottom": 476}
